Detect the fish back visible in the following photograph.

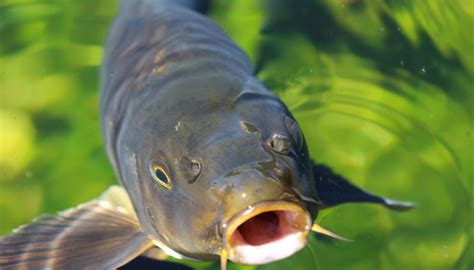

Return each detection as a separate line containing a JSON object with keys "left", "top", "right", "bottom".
{"left": 100, "top": 0, "right": 253, "bottom": 175}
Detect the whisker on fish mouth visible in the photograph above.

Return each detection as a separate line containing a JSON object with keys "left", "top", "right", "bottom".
{"left": 220, "top": 249, "right": 228, "bottom": 270}
{"left": 311, "top": 223, "right": 352, "bottom": 242}
{"left": 221, "top": 201, "right": 311, "bottom": 265}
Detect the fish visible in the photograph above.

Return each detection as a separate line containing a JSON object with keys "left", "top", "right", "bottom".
{"left": 0, "top": 0, "right": 415, "bottom": 269}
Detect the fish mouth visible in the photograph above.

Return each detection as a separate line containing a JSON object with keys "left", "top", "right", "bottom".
{"left": 221, "top": 201, "right": 311, "bottom": 265}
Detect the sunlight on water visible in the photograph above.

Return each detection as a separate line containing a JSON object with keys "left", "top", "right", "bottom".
{"left": 0, "top": 0, "right": 472, "bottom": 269}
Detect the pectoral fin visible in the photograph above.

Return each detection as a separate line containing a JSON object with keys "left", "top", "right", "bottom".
{"left": 313, "top": 163, "right": 415, "bottom": 210}
{"left": 0, "top": 186, "right": 154, "bottom": 269}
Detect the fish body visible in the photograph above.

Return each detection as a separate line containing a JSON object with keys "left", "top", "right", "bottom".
{"left": 0, "top": 0, "right": 414, "bottom": 269}
{"left": 100, "top": 0, "right": 319, "bottom": 262}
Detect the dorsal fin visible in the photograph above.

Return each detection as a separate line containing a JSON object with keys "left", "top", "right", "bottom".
{"left": 0, "top": 186, "right": 153, "bottom": 269}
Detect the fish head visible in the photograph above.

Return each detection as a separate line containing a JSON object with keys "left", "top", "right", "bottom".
{"left": 209, "top": 92, "right": 319, "bottom": 265}
{"left": 115, "top": 79, "right": 319, "bottom": 264}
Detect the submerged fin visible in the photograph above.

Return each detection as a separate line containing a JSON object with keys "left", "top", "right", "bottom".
{"left": 0, "top": 186, "right": 153, "bottom": 269}
{"left": 141, "top": 247, "right": 168, "bottom": 261}
{"left": 100, "top": 185, "right": 138, "bottom": 219}
{"left": 119, "top": 256, "right": 193, "bottom": 270}
{"left": 311, "top": 223, "right": 352, "bottom": 242}
{"left": 313, "top": 163, "right": 415, "bottom": 210}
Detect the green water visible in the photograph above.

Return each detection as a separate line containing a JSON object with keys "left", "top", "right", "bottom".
{"left": 0, "top": 1, "right": 472, "bottom": 269}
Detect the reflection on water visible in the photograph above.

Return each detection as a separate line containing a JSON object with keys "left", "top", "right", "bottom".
{"left": 0, "top": 0, "right": 472, "bottom": 269}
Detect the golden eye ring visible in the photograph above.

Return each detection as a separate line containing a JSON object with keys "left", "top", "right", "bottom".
{"left": 149, "top": 161, "right": 172, "bottom": 189}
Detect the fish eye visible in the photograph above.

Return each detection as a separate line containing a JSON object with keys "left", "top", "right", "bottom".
{"left": 284, "top": 116, "right": 303, "bottom": 150}
{"left": 149, "top": 160, "right": 172, "bottom": 189}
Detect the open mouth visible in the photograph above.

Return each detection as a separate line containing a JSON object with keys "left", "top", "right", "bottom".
{"left": 221, "top": 201, "right": 311, "bottom": 265}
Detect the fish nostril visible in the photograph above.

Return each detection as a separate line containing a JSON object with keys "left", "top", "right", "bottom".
{"left": 240, "top": 121, "right": 259, "bottom": 133}
{"left": 180, "top": 157, "right": 202, "bottom": 184}
{"left": 266, "top": 133, "right": 291, "bottom": 155}
{"left": 274, "top": 166, "right": 285, "bottom": 177}
{"left": 190, "top": 160, "right": 201, "bottom": 174}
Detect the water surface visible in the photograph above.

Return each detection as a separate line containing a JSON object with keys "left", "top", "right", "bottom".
{"left": 0, "top": 1, "right": 472, "bottom": 269}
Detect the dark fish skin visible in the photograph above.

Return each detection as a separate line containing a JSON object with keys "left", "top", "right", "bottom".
{"left": 100, "top": 0, "right": 318, "bottom": 260}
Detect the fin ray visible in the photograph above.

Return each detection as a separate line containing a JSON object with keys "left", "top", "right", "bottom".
{"left": 0, "top": 186, "right": 153, "bottom": 269}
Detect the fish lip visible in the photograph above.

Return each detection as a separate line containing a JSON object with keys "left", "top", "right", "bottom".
{"left": 220, "top": 200, "right": 312, "bottom": 265}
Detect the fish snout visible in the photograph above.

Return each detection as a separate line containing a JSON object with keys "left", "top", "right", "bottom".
{"left": 216, "top": 168, "right": 312, "bottom": 265}
{"left": 217, "top": 167, "right": 295, "bottom": 209}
